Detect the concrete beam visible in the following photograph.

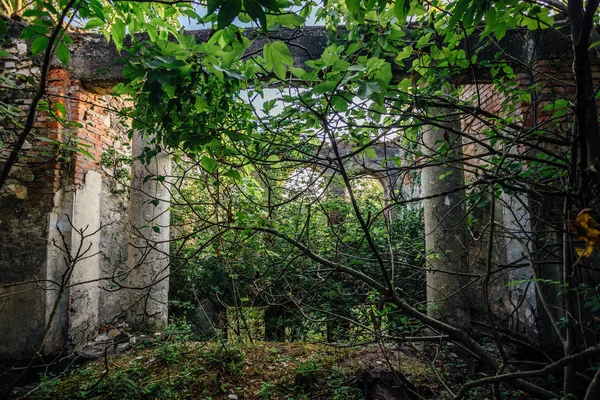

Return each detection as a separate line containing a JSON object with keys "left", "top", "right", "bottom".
{"left": 66, "top": 26, "right": 330, "bottom": 84}
{"left": 57, "top": 25, "right": 572, "bottom": 85}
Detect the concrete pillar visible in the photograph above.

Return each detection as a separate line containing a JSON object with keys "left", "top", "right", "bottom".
{"left": 43, "top": 189, "right": 72, "bottom": 353}
{"left": 502, "top": 193, "right": 538, "bottom": 339}
{"left": 421, "top": 108, "right": 471, "bottom": 330}
{"left": 69, "top": 171, "right": 102, "bottom": 342}
{"left": 127, "top": 132, "right": 171, "bottom": 331}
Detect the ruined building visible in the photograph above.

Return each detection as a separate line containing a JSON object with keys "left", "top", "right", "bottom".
{"left": 0, "top": 23, "right": 593, "bottom": 357}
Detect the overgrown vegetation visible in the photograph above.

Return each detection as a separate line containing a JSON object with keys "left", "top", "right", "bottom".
{"left": 29, "top": 340, "right": 432, "bottom": 399}
{"left": 3, "top": 0, "right": 600, "bottom": 399}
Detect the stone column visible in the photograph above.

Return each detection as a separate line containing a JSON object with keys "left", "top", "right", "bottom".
{"left": 127, "top": 132, "right": 171, "bottom": 331}
{"left": 421, "top": 107, "right": 471, "bottom": 330}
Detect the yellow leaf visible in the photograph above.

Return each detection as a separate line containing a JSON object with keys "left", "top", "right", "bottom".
{"left": 575, "top": 246, "right": 593, "bottom": 258}
{"left": 570, "top": 208, "right": 600, "bottom": 258}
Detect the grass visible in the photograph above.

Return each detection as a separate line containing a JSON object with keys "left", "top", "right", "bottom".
{"left": 25, "top": 335, "right": 543, "bottom": 400}
{"left": 30, "top": 340, "right": 430, "bottom": 399}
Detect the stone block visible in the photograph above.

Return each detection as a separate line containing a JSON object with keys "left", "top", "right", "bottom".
{"left": 6, "top": 183, "right": 27, "bottom": 199}
{"left": 16, "top": 42, "right": 27, "bottom": 55}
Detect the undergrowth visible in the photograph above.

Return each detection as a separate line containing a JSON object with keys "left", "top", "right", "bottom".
{"left": 29, "top": 340, "right": 421, "bottom": 400}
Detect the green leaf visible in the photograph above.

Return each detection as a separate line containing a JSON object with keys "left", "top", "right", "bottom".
{"left": 333, "top": 59, "right": 350, "bottom": 71}
{"left": 21, "top": 26, "right": 49, "bottom": 40}
{"left": 398, "top": 78, "right": 411, "bottom": 92}
{"left": 589, "top": 40, "right": 600, "bottom": 50}
{"left": 223, "top": 69, "right": 245, "bottom": 80}
{"left": 345, "top": 0, "right": 361, "bottom": 16}
{"left": 225, "top": 130, "right": 245, "bottom": 141}
{"left": 331, "top": 95, "right": 348, "bottom": 112}
{"left": 257, "top": 0, "right": 279, "bottom": 11}
{"left": 449, "top": 0, "right": 471, "bottom": 29}
{"left": 152, "top": 225, "right": 161, "bottom": 233}
{"left": 23, "top": 9, "right": 51, "bottom": 18}
{"left": 394, "top": 46, "right": 413, "bottom": 63}
{"left": 346, "top": 43, "right": 361, "bottom": 55}
{"left": 555, "top": 99, "right": 569, "bottom": 108}
{"left": 224, "top": 170, "right": 242, "bottom": 179}
{"left": 31, "top": 36, "right": 50, "bottom": 56}
{"left": 0, "top": 20, "right": 7, "bottom": 37}
{"left": 201, "top": 156, "right": 218, "bottom": 173}
{"left": 357, "top": 81, "right": 381, "bottom": 100}
{"left": 364, "top": 147, "right": 377, "bottom": 158}
{"left": 393, "top": 0, "right": 409, "bottom": 22}
{"left": 348, "top": 64, "right": 366, "bottom": 72}
{"left": 84, "top": 19, "right": 104, "bottom": 30}
{"left": 264, "top": 41, "right": 293, "bottom": 80}
{"left": 314, "top": 80, "right": 338, "bottom": 94}
{"left": 208, "top": 0, "right": 221, "bottom": 15}
{"left": 218, "top": 0, "right": 242, "bottom": 30}
{"left": 163, "top": 84, "right": 175, "bottom": 98}
{"left": 56, "top": 42, "right": 69, "bottom": 65}
{"left": 493, "top": 21, "right": 507, "bottom": 40}
{"left": 439, "top": 170, "right": 453, "bottom": 180}
{"left": 88, "top": 0, "right": 105, "bottom": 20}
{"left": 416, "top": 32, "right": 432, "bottom": 49}
{"left": 195, "top": 96, "right": 208, "bottom": 111}
{"left": 519, "top": 93, "right": 531, "bottom": 104}
{"left": 289, "top": 66, "right": 306, "bottom": 78}
{"left": 111, "top": 18, "right": 126, "bottom": 51}
{"left": 541, "top": 99, "right": 569, "bottom": 112}
{"left": 0, "top": 50, "right": 10, "bottom": 57}
{"left": 266, "top": 13, "right": 305, "bottom": 28}
{"left": 244, "top": 0, "right": 266, "bottom": 28}
{"left": 374, "top": 62, "right": 392, "bottom": 86}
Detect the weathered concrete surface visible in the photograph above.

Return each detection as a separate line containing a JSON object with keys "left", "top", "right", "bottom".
{"left": 126, "top": 132, "right": 171, "bottom": 330}
{"left": 97, "top": 178, "right": 129, "bottom": 325}
{"left": 43, "top": 189, "right": 72, "bottom": 354}
{"left": 0, "top": 192, "right": 54, "bottom": 358}
{"left": 33, "top": 25, "right": 571, "bottom": 85}
{"left": 66, "top": 27, "right": 330, "bottom": 84}
{"left": 0, "top": 34, "right": 64, "bottom": 357}
{"left": 97, "top": 112, "right": 131, "bottom": 326}
{"left": 0, "top": 34, "right": 134, "bottom": 357}
{"left": 421, "top": 108, "right": 471, "bottom": 330}
{"left": 501, "top": 193, "right": 538, "bottom": 339}
{"left": 69, "top": 171, "right": 102, "bottom": 343}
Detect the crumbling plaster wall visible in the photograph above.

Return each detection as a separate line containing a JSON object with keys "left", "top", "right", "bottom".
{"left": 0, "top": 36, "right": 132, "bottom": 357}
